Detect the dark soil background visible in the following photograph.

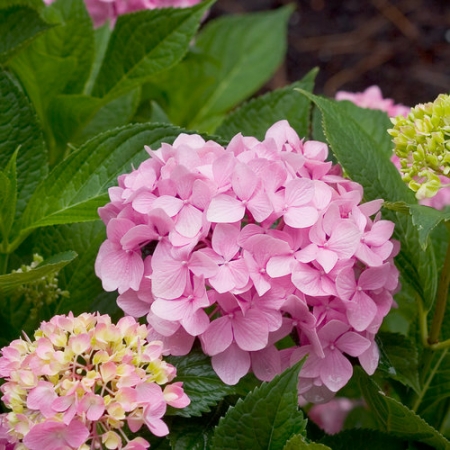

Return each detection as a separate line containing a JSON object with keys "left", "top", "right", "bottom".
{"left": 208, "top": 0, "right": 450, "bottom": 107}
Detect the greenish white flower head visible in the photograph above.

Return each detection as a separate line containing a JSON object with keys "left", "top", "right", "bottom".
{"left": 388, "top": 93, "right": 450, "bottom": 200}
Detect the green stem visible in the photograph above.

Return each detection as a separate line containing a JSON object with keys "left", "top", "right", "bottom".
{"left": 413, "top": 348, "right": 448, "bottom": 412}
{"left": 0, "top": 253, "right": 8, "bottom": 275}
{"left": 417, "top": 294, "right": 429, "bottom": 348}
{"left": 428, "top": 226, "right": 450, "bottom": 344}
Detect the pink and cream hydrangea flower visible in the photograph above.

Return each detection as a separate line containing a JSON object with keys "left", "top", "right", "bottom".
{"left": 95, "top": 120, "right": 400, "bottom": 402}
{"left": 43, "top": 0, "right": 202, "bottom": 28}
{"left": 0, "top": 313, "right": 190, "bottom": 449}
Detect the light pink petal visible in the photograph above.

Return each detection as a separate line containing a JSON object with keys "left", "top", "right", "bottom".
{"left": 117, "top": 290, "right": 152, "bottom": 318}
{"left": 27, "top": 382, "right": 58, "bottom": 418}
{"left": 318, "top": 320, "right": 350, "bottom": 344}
{"left": 120, "top": 224, "right": 156, "bottom": 251}
{"left": 251, "top": 345, "right": 281, "bottom": 382}
{"left": 284, "top": 206, "right": 319, "bottom": 228}
{"left": 335, "top": 268, "right": 357, "bottom": 301}
{"left": 206, "top": 194, "right": 245, "bottom": 223}
{"left": 175, "top": 205, "right": 203, "bottom": 238}
{"left": 364, "top": 220, "right": 395, "bottom": 246}
{"left": 233, "top": 310, "right": 269, "bottom": 351}
{"left": 359, "top": 264, "right": 390, "bottom": 291}
{"left": 355, "top": 243, "right": 384, "bottom": 267}
{"left": 182, "top": 308, "right": 210, "bottom": 336}
{"left": 100, "top": 249, "right": 144, "bottom": 293}
{"left": 232, "top": 162, "right": 258, "bottom": 200}
{"left": 336, "top": 331, "right": 371, "bottom": 357}
{"left": 266, "top": 255, "right": 294, "bottom": 278}
{"left": 189, "top": 251, "right": 219, "bottom": 279}
{"left": 212, "top": 223, "right": 240, "bottom": 260}
{"left": 151, "top": 261, "right": 188, "bottom": 300}
{"left": 359, "top": 340, "right": 380, "bottom": 375}
{"left": 248, "top": 190, "right": 273, "bottom": 222}
{"left": 211, "top": 344, "right": 251, "bottom": 385}
{"left": 285, "top": 179, "right": 315, "bottom": 206}
{"left": 328, "top": 221, "right": 361, "bottom": 258}
{"left": 201, "top": 317, "right": 233, "bottom": 356}
{"left": 315, "top": 248, "right": 338, "bottom": 274}
{"left": 346, "top": 291, "right": 378, "bottom": 332}
{"left": 152, "top": 195, "right": 184, "bottom": 217}
{"left": 320, "top": 350, "right": 353, "bottom": 392}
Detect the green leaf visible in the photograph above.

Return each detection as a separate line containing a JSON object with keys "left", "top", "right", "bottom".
{"left": 168, "top": 415, "right": 215, "bottom": 450}
{"left": 283, "top": 435, "right": 331, "bottom": 450}
{"left": 0, "top": 148, "right": 19, "bottom": 245}
{"left": 298, "top": 90, "right": 438, "bottom": 310}
{"left": 212, "top": 360, "right": 306, "bottom": 450}
{"left": 0, "top": 70, "right": 48, "bottom": 227}
{"left": 76, "top": 88, "right": 141, "bottom": 144}
{"left": 356, "top": 367, "right": 450, "bottom": 450}
{"left": 8, "top": 0, "right": 94, "bottom": 141}
{"left": 376, "top": 332, "right": 420, "bottom": 394}
{"left": 320, "top": 429, "right": 406, "bottom": 450}
{"left": 408, "top": 204, "right": 450, "bottom": 250}
{"left": 0, "top": 251, "right": 77, "bottom": 295}
{"left": 331, "top": 100, "right": 395, "bottom": 159}
{"left": 152, "top": 6, "right": 293, "bottom": 132}
{"left": 216, "top": 69, "right": 317, "bottom": 141}
{"left": 16, "top": 123, "right": 190, "bottom": 243}
{"left": 91, "top": 0, "right": 213, "bottom": 100}
{"left": 0, "top": 3, "right": 54, "bottom": 63}
{"left": 166, "top": 348, "right": 235, "bottom": 418}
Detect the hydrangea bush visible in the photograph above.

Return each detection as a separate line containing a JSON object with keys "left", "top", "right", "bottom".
{"left": 1, "top": 0, "right": 450, "bottom": 449}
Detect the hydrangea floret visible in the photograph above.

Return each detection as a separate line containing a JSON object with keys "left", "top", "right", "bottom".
{"left": 0, "top": 312, "right": 190, "bottom": 449}
{"left": 95, "top": 120, "right": 399, "bottom": 403}
{"left": 388, "top": 93, "right": 450, "bottom": 200}
{"left": 43, "top": 0, "right": 202, "bottom": 28}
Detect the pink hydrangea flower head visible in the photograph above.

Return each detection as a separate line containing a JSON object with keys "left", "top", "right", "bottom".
{"left": 96, "top": 120, "right": 399, "bottom": 400}
{"left": 0, "top": 313, "right": 190, "bottom": 448}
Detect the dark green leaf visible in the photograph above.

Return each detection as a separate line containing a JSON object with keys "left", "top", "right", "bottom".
{"left": 376, "top": 332, "right": 420, "bottom": 394}
{"left": 0, "top": 148, "right": 19, "bottom": 246}
{"left": 9, "top": 0, "right": 94, "bottom": 121}
{"left": 169, "top": 415, "right": 215, "bottom": 450}
{"left": 212, "top": 360, "right": 306, "bottom": 450}
{"left": 91, "top": 0, "right": 213, "bottom": 100}
{"left": 0, "top": 3, "right": 54, "bottom": 62}
{"left": 216, "top": 69, "right": 317, "bottom": 141}
{"left": 166, "top": 348, "right": 235, "bottom": 418}
{"left": 408, "top": 204, "right": 450, "bottom": 250}
{"left": 76, "top": 88, "right": 141, "bottom": 144}
{"left": 0, "top": 70, "right": 48, "bottom": 232}
{"left": 356, "top": 367, "right": 450, "bottom": 450}
{"left": 320, "top": 429, "right": 406, "bottom": 450}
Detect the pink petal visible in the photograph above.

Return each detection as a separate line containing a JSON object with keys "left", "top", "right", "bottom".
{"left": 211, "top": 344, "right": 251, "bottom": 385}
{"left": 233, "top": 310, "right": 269, "bottom": 351}
{"left": 201, "top": 317, "right": 233, "bottom": 356}
{"left": 336, "top": 331, "right": 371, "bottom": 357}
{"left": 206, "top": 194, "right": 245, "bottom": 223}
{"left": 320, "top": 349, "right": 353, "bottom": 392}
{"left": 284, "top": 206, "right": 319, "bottom": 228}
{"left": 345, "top": 291, "right": 378, "bottom": 332}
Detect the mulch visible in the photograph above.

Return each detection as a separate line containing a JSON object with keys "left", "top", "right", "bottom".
{"left": 209, "top": 0, "right": 450, "bottom": 107}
